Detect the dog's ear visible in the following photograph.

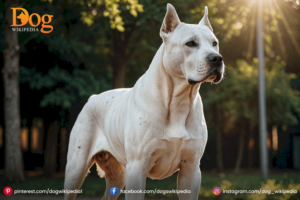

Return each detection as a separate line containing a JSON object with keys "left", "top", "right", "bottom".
{"left": 199, "top": 6, "right": 213, "bottom": 32}
{"left": 160, "top": 3, "right": 181, "bottom": 39}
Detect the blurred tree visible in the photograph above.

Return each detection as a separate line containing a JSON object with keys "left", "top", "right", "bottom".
{"left": 2, "top": 0, "right": 26, "bottom": 182}
{"left": 215, "top": 104, "right": 224, "bottom": 172}
{"left": 64, "top": 0, "right": 144, "bottom": 88}
{"left": 44, "top": 120, "right": 59, "bottom": 176}
{"left": 202, "top": 58, "right": 300, "bottom": 173}
{"left": 20, "top": 66, "right": 111, "bottom": 109}
{"left": 193, "top": 0, "right": 300, "bottom": 171}
{"left": 75, "top": 0, "right": 144, "bottom": 32}
{"left": 18, "top": 0, "right": 113, "bottom": 175}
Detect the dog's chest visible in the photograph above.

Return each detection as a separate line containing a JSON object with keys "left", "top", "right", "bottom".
{"left": 146, "top": 138, "right": 203, "bottom": 180}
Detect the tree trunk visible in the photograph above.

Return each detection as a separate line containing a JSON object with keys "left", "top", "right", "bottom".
{"left": 113, "top": 63, "right": 126, "bottom": 88}
{"left": 234, "top": 119, "right": 246, "bottom": 174}
{"left": 3, "top": 0, "right": 26, "bottom": 183}
{"left": 44, "top": 121, "right": 59, "bottom": 177}
{"left": 216, "top": 128, "right": 223, "bottom": 171}
{"left": 248, "top": 127, "right": 254, "bottom": 168}
{"left": 112, "top": 29, "right": 126, "bottom": 89}
{"left": 59, "top": 127, "right": 67, "bottom": 172}
{"left": 215, "top": 105, "right": 223, "bottom": 171}
{"left": 111, "top": 28, "right": 143, "bottom": 89}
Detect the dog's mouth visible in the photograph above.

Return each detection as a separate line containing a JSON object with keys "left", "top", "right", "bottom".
{"left": 206, "top": 71, "right": 222, "bottom": 83}
{"left": 188, "top": 70, "right": 223, "bottom": 85}
{"left": 204, "top": 72, "right": 218, "bottom": 82}
{"left": 202, "top": 65, "right": 225, "bottom": 84}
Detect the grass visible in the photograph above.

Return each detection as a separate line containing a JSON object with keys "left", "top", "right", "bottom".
{"left": 1, "top": 170, "right": 300, "bottom": 199}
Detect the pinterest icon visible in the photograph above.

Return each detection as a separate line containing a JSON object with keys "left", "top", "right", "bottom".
{"left": 3, "top": 186, "right": 13, "bottom": 196}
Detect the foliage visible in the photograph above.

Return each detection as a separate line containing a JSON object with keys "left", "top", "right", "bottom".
{"left": 78, "top": 0, "right": 143, "bottom": 31}
{"left": 247, "top": 179, "right": 300, "bottom": 200}
{"left": 20, "top": 66, "right": 111, "bottom": 109}
{"left": 42, "top": 0, "right": 143, "bottom": 31}
{"left": 202, "top": 58, "right": 300, "bottom": 127}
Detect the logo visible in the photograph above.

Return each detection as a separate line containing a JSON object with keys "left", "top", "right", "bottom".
{"left": 213, "top": 187, "right": 221, "bottom": 195}
{"left": 3, "top": 186, "right": 13, "bottom": 196}
{"left": 10, "top": 8, "right": 53, "bottom": 33}
{"left": 110, "top": 186, "right": 119, "bottom": 196}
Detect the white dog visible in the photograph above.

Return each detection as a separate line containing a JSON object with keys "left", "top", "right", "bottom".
{"left": 64, "top": 4, "right": 224, "bottom": 200}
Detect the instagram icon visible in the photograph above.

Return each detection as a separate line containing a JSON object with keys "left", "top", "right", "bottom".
{"left": 213, "top": 187, "right": 221, "bottom": 195}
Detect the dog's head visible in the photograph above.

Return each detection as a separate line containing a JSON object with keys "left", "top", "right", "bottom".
{"left": 160, "top": 4, "right": 225, "bottom": 85}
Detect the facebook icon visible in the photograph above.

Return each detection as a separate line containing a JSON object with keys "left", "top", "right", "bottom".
{"left": 110, "top": 186, "right": 119, "bottom": 196}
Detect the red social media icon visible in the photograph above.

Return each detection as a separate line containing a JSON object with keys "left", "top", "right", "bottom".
{"left": 3, "top": 186, "right": 13, "bottom": 196}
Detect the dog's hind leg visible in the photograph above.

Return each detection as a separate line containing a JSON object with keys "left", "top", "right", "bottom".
{"left": 94, "top": 151, "right": 126, "bottom": 200}
{"left": 64, "top": 141, "right": 94, "bottom": 200}
{"left": 64, "top": 157, "right": 94, "bottom": 200}
{"left": 64, "top": 109, "right": 98, "bottom": 200}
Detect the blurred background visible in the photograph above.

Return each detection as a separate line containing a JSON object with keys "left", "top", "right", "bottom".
{"left": 0, "top": 0, "right": 300, "bottom": 199}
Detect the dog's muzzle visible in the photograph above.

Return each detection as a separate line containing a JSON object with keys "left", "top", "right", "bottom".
{"left": 205, "top": 53, "right": 224, "bottom": 84}
{"left": 188, "top": 53, "right": 224, "bottom": 85}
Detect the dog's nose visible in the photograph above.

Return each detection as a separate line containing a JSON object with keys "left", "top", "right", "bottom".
{"left": 207, "top": 53, "right": 223, "bottom": 67}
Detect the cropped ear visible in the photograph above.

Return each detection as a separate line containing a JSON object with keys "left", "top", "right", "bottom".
{"left": 160, "top": 4, "right": 181, "bottom": 39}
{"left": 199, "top": 6, "right": 213, "bottom": 32}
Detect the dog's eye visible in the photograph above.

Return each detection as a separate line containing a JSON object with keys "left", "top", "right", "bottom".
{"left": 213, "top": 41, "right": 218, "bottom": 46}
{"left": 186, "top": 41, "right": 196, "bottom": 47}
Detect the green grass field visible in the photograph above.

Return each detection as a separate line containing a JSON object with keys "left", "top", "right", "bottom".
{"left": 2, "top": 171, "right": 300, "bottom": 200}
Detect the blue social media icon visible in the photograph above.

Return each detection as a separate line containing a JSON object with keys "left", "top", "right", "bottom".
{"left": 110, "top": 186, "right": 119, "bottom": 196}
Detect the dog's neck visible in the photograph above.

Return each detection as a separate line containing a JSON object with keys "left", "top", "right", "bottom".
{"left": 148, "top": 43, "right": 200, "bottom": 107}
{"left": 139, "top": 44, "right": 200, "bottom": 137}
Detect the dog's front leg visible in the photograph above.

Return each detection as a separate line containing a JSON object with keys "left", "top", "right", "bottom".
{"left": 177, "top": 163, "right": 201, "bottom": 200}
{"left": 125, "top": 161, "right": 147, "bottom": 200}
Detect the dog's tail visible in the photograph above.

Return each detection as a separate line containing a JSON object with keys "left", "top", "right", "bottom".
{"left": 96, "top": 164, "right": 105, "bottom": 178}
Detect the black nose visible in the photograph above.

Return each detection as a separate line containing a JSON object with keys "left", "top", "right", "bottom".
{"left": 207, "top": 53, "right": 223, "bottom": 67}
